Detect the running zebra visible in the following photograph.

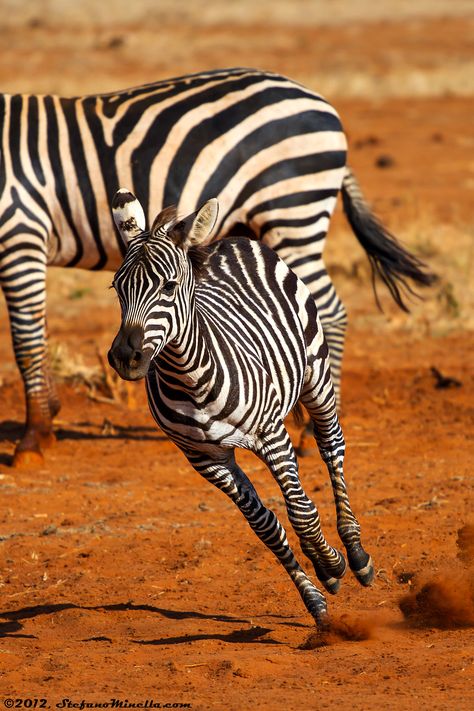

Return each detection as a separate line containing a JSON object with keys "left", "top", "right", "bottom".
{"left": 0, "top": 67, "right": 435, "bottom": 467}
{"left": 108, "top": 189, "right": 374, "bottom": 629}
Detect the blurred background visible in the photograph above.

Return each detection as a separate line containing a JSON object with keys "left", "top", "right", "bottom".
{"left": 2, "top": 0, "right": 473, "bottom": 98}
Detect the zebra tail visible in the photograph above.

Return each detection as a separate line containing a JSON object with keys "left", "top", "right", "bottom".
{"left": 341, "top": 167, "right": 437, "bottom": 312}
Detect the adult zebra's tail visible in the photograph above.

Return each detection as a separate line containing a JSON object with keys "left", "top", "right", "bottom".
{"left": 341, "top": 167, "right": 437, "bottom": 311}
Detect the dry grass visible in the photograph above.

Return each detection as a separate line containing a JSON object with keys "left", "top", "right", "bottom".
{"left": 48, "top": 341, "right": 136, "bottom": 406}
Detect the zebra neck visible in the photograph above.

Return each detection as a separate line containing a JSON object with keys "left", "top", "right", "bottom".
{"left": 157, "top": 302, "right": 221, "bottom": 390}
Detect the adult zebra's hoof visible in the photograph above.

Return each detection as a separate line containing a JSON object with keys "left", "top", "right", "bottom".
{"left": 315, "top": 611, "right": 331, "bottom": 633}
{"left": 301, "top": 582, "right": 328, "bottom": 627}
{"left": 12, "top": 447, "right": 45, "bottom": 469}
{"left": 12, "top": 429, "right": 56, "bottom": 468}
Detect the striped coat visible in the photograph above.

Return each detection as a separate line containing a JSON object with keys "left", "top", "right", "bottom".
{"left": 108, "top": 190, "right": 374, "bottom": 630}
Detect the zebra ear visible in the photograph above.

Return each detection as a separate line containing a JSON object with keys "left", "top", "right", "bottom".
{"left": 112, "top": 189, "right": 146, "bottom": 242}
{"left": 173, "top": 199, "right": 219, "bottom": 249}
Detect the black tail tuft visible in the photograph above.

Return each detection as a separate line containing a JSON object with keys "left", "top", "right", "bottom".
{"left": 342, "top": 167, "right": 437, "bottom": 312}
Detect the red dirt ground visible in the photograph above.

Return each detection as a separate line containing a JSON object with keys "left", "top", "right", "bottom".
{"left": 0, "top": 7, "right": 473, "bottom": 710}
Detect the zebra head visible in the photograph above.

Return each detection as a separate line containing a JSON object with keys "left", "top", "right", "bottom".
{"left": 108, "top": 189, "right": 218, "bottom": 381}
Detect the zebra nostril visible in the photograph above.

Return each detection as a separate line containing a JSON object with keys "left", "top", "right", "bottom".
{"left": 132, "top": 350, "right": 143, "bottom": 364}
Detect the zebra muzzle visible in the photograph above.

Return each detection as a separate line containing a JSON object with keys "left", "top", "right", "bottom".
{"left": 108, "top": 324, "right": 151, "bottom": 381}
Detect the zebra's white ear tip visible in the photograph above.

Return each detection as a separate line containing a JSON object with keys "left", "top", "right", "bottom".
{"left": 112, "top": 188, "right": 137, "bottom": 211}
{"left": 111, "top": 189, "right": 146, "bottom": 238}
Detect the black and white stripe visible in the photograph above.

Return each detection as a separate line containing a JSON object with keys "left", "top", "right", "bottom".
{"left": 108, "top": 190, "right": 374, "bottom": 629}
{"left": 0, "top": 67, "right": 435, "bottom": 465}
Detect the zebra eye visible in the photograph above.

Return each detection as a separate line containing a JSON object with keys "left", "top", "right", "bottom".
{"left": 162, "top": 280, "right": 177, "bottom": 295}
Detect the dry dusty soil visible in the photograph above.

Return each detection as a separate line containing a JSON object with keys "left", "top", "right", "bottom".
{"left": 0, "top": 3, "right": 473, "bottom": 709}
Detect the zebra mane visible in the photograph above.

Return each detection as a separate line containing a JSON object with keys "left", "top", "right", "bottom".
{"left": 150, "top": 205, "right": 212, "bottom": 281}
{"left": 187, "top": 244, "right": 213, "bottom": 280}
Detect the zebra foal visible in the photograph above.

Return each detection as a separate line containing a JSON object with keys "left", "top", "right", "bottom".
{"left": 108, "top": 189, "right": 374, "bottom": 629}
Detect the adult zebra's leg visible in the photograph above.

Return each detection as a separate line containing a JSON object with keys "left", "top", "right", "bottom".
{"left": 300, "top": 367, "right": 374, "bottom": 587}
{"left": 1, "top": 256, "right": 58, "bottom": 467}
{"left": 255, "top": 422, "right": 347, "bottom": 595}
{"left": 187, "top": 450, "right": 330, "bottom": 628}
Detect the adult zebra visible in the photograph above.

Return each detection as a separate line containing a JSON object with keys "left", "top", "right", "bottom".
{"left": 108, "top": 189, "right": 374, "bottom": 630}
{"left": 0, "top": 67, "right": 434, "bottom": 467}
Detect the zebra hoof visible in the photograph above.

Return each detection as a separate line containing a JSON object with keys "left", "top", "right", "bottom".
{"left": 353, "top": 556, "right": 375, "bottom": 587}
{"left": 12, "top": 447, "right": 45, "bottom": 469}
{"left": 298, "top": 617, "right": 332, "bottom": 649}
{"left": 315, "top": 612, "right": 331, "bottom": 633}
{"left": 320, "top": 576, "right": 341, "bottom": 595}
{"left": 12, "top": 427, "right": 56, "bottom": 468}
{"left": 313, "top": 552, "right": 346, "bottom": 595}
{"left": 349, "top": 547, "right": 375, "bottom": 587}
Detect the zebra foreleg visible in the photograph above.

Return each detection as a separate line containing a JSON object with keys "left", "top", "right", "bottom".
{"left": 188, "top": 451, "right": 330, "bottom": 629}
{"left": 256, "top": 424, "right": 347, "bottom": 595}
{"left": 300, "top": 376, "right": 374, "bottom": 587}
{"left": 2, "top": 270, "right": 58, "bottom": 467}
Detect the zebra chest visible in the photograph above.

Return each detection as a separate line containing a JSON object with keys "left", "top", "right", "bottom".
{"left": 145, "top": 368, "right": 271, "bottom": 452}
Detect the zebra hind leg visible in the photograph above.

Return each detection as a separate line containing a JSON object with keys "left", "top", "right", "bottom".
{"left": 296, "top": 280, "right": 347, "bottom": 457}
{"left": 259, "top": 195, "right": 347, "bottom": 455}
{"left": 256, "top": 423, "right": 347, "bottom": 596}
{"left": 318, "top": 294, "right": 348, "bottom": 413}
{"left": 300, "top": 371, "right": 374, "bottom": 588}
{"left": 188, "top": 451, "right": 330, "bottom": 629}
